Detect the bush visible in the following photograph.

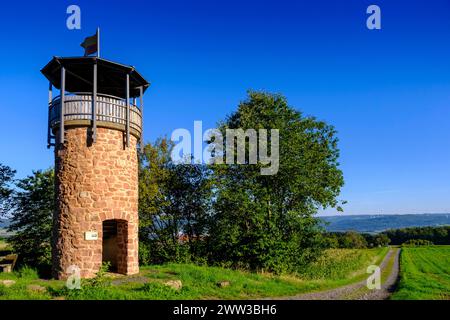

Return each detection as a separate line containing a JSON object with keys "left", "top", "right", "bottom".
{"left": 402, "top": 239, "right": 434, "bottom": 247}
{"left": 363, "top": 233, "right": 390, "bottom": 247}
{"left": 16, "top": 266, "right": 39, "bottom": 280}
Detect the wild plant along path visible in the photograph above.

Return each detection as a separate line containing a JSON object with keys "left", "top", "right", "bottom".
{"left": 271, "top": 248, "right": 400, "bottom": 300}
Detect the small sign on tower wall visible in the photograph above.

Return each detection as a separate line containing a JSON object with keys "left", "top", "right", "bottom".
{"left": 84, "top": 231, "right": 99, "bottom": 241}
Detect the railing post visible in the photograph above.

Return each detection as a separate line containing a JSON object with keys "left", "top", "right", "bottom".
{"left": 126, "top": 73, "right": 130, "bottom": 148}
{"left": 139, "top": 86, "right": 144, "bottom": 152}
{"left": 92, "top": 61, "right": 98, "bottom": 143}
{"left": 60, "top": 67, "right": 65, "bottom": 145}
{"left": 47, "top": 82, "right": 52, "bottom": 148}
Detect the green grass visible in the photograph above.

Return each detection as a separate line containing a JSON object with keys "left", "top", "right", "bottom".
{"left": 391, "top": 246, "right": 450, "bottom": 300}
{"left": 0, "top": 248, "right": 388, "bottom": 300}
{"left": 0, "top": 266, "right": 59, "bottom": 300}
{"left": 298, "top": 247, "right": 388, "bottom": 281}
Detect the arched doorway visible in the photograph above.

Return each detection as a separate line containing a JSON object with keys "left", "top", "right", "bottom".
{"left": 102, "top": 219, "right": 128, "bottom": 274}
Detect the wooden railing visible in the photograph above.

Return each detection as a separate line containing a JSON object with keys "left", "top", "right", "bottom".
{"left": 49, "top": 93, "right": 142, "bottom": 137}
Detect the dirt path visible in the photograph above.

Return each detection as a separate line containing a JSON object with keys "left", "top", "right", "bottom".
{"left": 271, "top": 248, "right": 401, "bottom": 300}
{"left": 355, "top": 248, "right": 400, "bottom": 300}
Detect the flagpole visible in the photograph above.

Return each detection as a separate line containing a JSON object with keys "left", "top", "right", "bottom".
{"left": 97, "top": 27, "right": 100, "bottom": 58}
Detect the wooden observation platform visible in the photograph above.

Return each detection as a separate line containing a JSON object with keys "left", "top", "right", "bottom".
{"left": 41, "top": 56, "right": 150, "bottom": 149}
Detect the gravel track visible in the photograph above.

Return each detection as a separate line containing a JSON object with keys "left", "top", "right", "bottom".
{"left": 270, "top": 248, "right": 401, "bottom": 300}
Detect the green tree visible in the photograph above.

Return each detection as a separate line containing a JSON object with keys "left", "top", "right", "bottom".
{"left": 322, "top": 232, "right": 340, "bottom": 248}
{"left": 372, "top": 234, "right": 390, "bottom": 247}
{"left": 383, "top": 226, "right": 449, "bottom": 245}
{"left": 165, "top": 163, "right": 212, "bottom": 260}
{"left": 338, "top": 231, "right": 368, "bottom": 249}
{"left": 7, "top": 169, "right": 54, "bottom": 273}
{"left": 138, "top": 138, "right": 211, "bottom": 264}
{"left": 208, "top": 91, "right": 344, "bottom": 273}
{"left": 138, "top": 138, "right": 173, "bottom": 264}
{"left": 0, "top": 163, "right": 16, "bottom": 216}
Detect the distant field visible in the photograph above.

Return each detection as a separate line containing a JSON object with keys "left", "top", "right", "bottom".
{"left": 0, "top": 248, "right": 387, "bottom": 300}
{"left": 392, "top": 246, "right": 450, "bottom": 300}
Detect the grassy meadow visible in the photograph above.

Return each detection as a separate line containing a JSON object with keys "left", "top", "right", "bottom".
{"left": 392, "top": 246, "right": 450, "bottom": 300}
{"left": 0, "top": 247, "right": 387, "bottom": 300}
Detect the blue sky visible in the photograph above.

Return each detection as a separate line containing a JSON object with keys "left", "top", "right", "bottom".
{"left": 0, "top": 0, "right": 449, "bottom": 215}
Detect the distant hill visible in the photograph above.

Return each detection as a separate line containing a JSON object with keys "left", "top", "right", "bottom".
{"left": 321, "top": 213, "right": 450, "bottom": 233}
{"left": 0, "top": 219, "right": 11, "bottom": 238}
{"left": 2, "top": 215, "right": 450, "bottom": 238}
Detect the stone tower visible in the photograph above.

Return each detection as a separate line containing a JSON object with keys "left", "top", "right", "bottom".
{"left": 41, "top": 57, "right": 149, "bottom": 279}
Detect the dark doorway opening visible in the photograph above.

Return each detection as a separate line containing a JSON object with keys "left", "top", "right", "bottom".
{"left": 102, "top": 220, "right": 118, "bottom": 272}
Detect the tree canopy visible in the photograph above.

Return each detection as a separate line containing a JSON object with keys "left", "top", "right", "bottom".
{"left": 207, "top": 91, "right": 344, "bottom": 272}
{"left": 0, "top": 163, "right": 16, "bottom": 216}
{"left": 138, "top": 138, "right": 211, "bottom": 264}
{"left": 7, "top": 169, "right": 54, "bottom": 274}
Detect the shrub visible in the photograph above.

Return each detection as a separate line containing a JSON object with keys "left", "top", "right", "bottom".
{"left": 402, "top": 239, "right": 434, "bottom": 247}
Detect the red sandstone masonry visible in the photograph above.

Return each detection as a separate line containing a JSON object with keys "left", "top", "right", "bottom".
{"left": 52, "top": 127, "right": 139, "bottom": 279}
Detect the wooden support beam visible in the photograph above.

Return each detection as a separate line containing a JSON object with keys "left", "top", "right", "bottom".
{"left": 92, "top": 62, "right": 98, "bottom": 142}
{"left": 65, "top": 68, "right": 93, "bottom": 86}
{"left": 126, "top": 73, "right": 130, "bottom": 148}
{"left": 47, "top": 82, "right": 52, "bottom": 149}
{"left": 60, "top": 67, "right": 66, "bottom": 145}
{"left": 139, "top": 86, "right": 144, "bottom": 152}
